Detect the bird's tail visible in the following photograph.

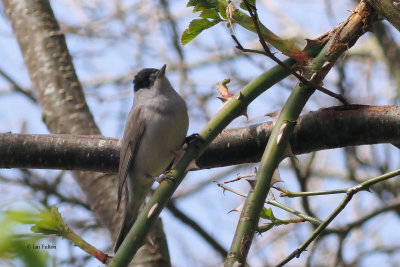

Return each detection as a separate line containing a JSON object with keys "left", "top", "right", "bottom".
{"left": 114, "top": 184, "right": 149, "bottom": 252}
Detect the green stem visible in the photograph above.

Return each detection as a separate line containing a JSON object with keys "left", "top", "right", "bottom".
{"left": 109, "top": 39, "right": 325, "bottom": 267}
{"left": 225, "top": 2, "right": 377, "bottom": 265}
{"left": 278, "top": 188, "right": 348, "bottom": 197}
{"left": 65, "top": 232, "right": 110, "bottom": 264}
{"left": 225, "top": 81, "right": 316, "bottom": 266}
{"left": 364, "top": 0, "right": 400, "bottom": 32}
{"left": 267, "top": 200, "right": 322, "bottom": 225}
{"left": 217, "top": 182, "right": 322, "bottom": 225}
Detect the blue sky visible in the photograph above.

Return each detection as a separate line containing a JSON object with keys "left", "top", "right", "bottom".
{"left": 0, "top": 0, "right": 400, "bottom": 266}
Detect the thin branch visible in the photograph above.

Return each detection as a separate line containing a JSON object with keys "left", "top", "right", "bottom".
{"left": 290, "top": 155, "right": 318, "bottom": 222}
{"left": 239, "top": 0, "right": 349, "bottom": 105}
{"left": 273, "top": 186, "right": 348, "bottom": 197}
{"left": 173, "top": 166, "right": 243, "bottom": 200}
{"left": 215, "top": 182, "right": 322, "bottom": 225}
{"left": 224, "top": 169, "right": 256, "bottom": 184}
{"left": 276, "top": 169, "right": 400, "bottom": 266}
{"left": 324, "top": 197, "right": 400, "bottom": 235}
{"left": 19, "top": 170, "right": 91, "bottom": 210}
{"left": 0, "top": 68, "right": 36, "bottom": 102}
{"left": 166, "top": 201, "right": 228, "bottom": 258}
{"left": 159, "top": 0, "right": 185, "bottom": 62}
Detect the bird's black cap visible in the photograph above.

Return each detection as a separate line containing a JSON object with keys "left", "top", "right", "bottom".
{"left": 133, "top": 65, "right": 167, "bottom": 92}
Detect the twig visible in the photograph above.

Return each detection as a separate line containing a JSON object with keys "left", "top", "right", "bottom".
{"left": 273, "top": 186, "right": 348, "bottom": 197}
{"left": 324, "top": 198, "right": 400, "bottom": 235}
{"left": 290, "top": 155, "right": 319, "bottom": 223}
{"left": 238, "top": 1, "right": 349, "bottom": 105}
{"left": 0, "top": 68, "right": 36, "bottom": 102}
{"left": 215, "top": 182, "right": 322, "bottom": 225}
{"left": 224, "top": 172, "right": 256, "bottom": 184}
{"left": 276, "top": 169, "right": 400, "bottom": 266}
{"left": 166, "top": 201, "right": 228, "bottom": 258}
{"left": 173, "top": 166, "right": 243, "bottom": 199}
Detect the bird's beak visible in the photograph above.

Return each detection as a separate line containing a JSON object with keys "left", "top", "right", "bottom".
{"left": 158, "top": 64, "right": 167, "bottom": 78}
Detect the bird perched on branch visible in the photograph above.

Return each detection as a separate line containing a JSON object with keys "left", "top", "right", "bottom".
{"left": 114, "top": 64, "right": 189, "bottom": 251}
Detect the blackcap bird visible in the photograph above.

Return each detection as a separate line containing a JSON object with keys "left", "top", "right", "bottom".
{"left": 114, "top": 64, "right": 189, "bottom": 251}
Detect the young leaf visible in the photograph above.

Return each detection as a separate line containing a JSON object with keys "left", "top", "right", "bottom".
{"left": 184, "top": 0, "right": 308, "bottom": 61}
{"left": 187, "top": 0, "right": 220, "bottom": 14}
{"left": 181, "top": 18, "right": 221, "bottom": 45}
{"left": 260, "top": 207, "right": 276, "bottom": 221}
{"left": 187, "top": 0, "right": 219, "bottom": 10}
{"left": 218, "top": 0, "right": 228, "bottom": 19}
{"left": 200, "top": 8, "right": 221, "bottom": 20}
{"left": 30, "top": 206, "right": 70, "bottom": 236}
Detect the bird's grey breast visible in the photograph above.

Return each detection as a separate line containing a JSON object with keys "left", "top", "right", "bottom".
{"left": 131, "top": 91, "right": 188, "bottom": 178}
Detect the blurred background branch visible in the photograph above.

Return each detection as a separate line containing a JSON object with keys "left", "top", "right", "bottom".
{"left": 0, "top": 0, "right": 399, "bottom": 266}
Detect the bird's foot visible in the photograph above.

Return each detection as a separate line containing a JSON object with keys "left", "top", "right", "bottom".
{"left": 156, "top": 171, "right": 175, "bottom": 183}
{"left": 184, "top": 133, "right": 205, "bottom": 146}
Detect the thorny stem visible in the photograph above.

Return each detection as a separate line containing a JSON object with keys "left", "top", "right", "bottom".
{"left": 225, "top": 2, "right": 377, "bottom": 265}
{"left": 215, "top": 182, "right": 322, "bottom": 225}
{"left": 274, "top": 186, "right": 348, "bottom": 197}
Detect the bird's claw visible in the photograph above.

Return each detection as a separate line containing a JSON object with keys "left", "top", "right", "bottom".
{"left": 156, "top": 172, "right": 175, "bottom": 183}
{"left": 185, "top": 133, "right": 205, "bottom": 146}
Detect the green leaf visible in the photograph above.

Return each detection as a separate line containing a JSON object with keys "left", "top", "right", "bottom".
{"left": 185, "top": 0, "right": 308, "bottom": 61}
{"left": 200, "top": 8, "right": 221, "bottom": 20}
{"left": 218, "top": 0, "right": 227, "bottom": 19}
{"left": 239, "top": 0, "right": 256, "bottom": 11}
{"left": 5, "top": 210, "right": 41, "bottom": 224}
{"left": 30, "top": 206, "right": 70, "bottom": 236}
{"left": 0, "top": 210, "right": 49, "bottom": 267}
{"left": 187, "top": 0, "right": 219, "bottom": 11}
{"left": 181, "top": 18, "right": 221, "bottom": 45}
{"left": 260, "top": 207, "right": 276, "bottom": 221}
{"left": 182, "top": 0, "right": 224, "bottom": 44}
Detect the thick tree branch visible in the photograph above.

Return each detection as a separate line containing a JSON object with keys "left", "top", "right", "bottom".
{"left": 1, "top": 105, "right": 400, "bottom": 172}
{"left": 2, "top": 0, "right": 121, "bottom": 236}
{"left": 1, "top": 1, "right": 169, "bottom": 264}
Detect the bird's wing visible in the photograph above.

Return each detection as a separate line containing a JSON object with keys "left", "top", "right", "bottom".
{"left": 117, "top": 106, "right": 145, "bottom": 210}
